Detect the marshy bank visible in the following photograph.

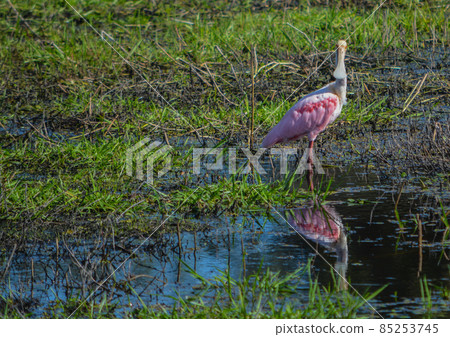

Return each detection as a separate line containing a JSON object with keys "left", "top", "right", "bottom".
{"left": 0, "top": 0, "right": 449, "bottom": 318}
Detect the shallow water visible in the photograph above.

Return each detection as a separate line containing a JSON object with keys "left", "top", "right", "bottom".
{"left": 2, "top": 162, "right": 448, "bottom": 318}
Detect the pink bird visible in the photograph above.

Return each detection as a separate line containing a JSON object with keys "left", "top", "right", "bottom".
{"left": 261, "top": 40, "right": 348, "bottom": 162}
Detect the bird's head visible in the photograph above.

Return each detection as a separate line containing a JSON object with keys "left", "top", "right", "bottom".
{"left": 336, "top": 40, "right": 347, "bottom": 50}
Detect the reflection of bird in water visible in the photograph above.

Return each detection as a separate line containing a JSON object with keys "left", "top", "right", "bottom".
{"left": 286, "top": 202, "right": 348, "bottom": 290}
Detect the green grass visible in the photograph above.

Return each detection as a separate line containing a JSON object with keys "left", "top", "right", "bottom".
{"left": 0, "top": 0, "right": 447, "bottom": 134}
{"left": 0, "top": 134, "right": 317, "bottom": 241}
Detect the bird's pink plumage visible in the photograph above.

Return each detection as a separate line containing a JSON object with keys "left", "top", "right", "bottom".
{"left": 261, "top": 93, "right": 339, "bottom": 148}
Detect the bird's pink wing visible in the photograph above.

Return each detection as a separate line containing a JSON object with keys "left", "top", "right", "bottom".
{"left": 261, "top": 93, "right": 339, "bottom": 148}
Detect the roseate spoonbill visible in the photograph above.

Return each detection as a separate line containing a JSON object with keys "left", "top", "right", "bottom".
{"left": 286, "top": 202, "right": 348, "bottom": 290}
{"left": 261, "top": 40, "right": 348, "bottom": 163}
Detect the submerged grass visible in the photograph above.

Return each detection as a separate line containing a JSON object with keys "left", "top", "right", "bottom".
{"left": 418, "top": 276, "right": 450, "bottom": 319}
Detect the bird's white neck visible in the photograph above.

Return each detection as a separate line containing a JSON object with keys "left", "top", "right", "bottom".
{"left": 333, "top": 61, "right": 346, "bottom": 79}
{"left": 333, "top": 44, "right": 347, "bottom": 80}
{"left": 333, "top": 41, "right": 347, "bottom": 104}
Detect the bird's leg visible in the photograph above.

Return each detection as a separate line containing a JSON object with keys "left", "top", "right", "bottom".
{"left": 306, "top": 140, "right": 314, "bottom": 192}
{"left": 307, "top": 141, "right": 314, "bottom": 165}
